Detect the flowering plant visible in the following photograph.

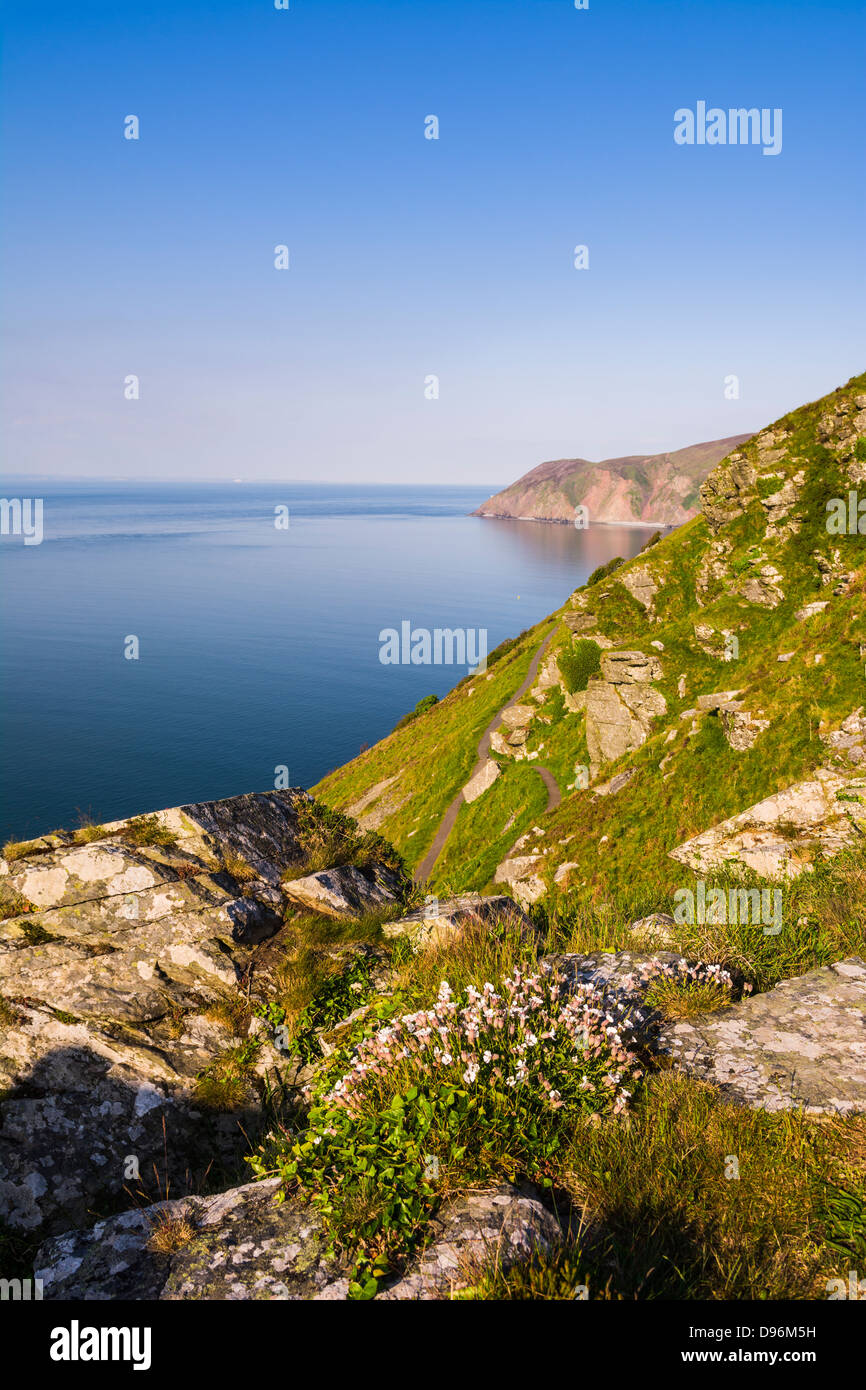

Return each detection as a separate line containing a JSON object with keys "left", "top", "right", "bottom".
{"left": 252, "top": 963, "right": 642, "bottom": 1297}
{"left": 326, "top": 962, "right": 640, "bottom": 1117}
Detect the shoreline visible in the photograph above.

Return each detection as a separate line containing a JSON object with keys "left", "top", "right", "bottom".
{"left": 470, "top": 511, "right": 678, "bottom": 531}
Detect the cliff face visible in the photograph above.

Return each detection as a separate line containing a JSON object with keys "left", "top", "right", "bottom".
{"left": 473, "top": 434, "right": 753, "bottom": 526}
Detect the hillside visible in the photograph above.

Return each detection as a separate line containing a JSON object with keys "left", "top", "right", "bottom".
{"left": 2, "top": 373, "right": 865, "bottom": 1306}
{"left": 472, "top": 433, "right": 753, "bottom": 527}
{"left": 317, "top": 374, "right": 866, "bottom": 932}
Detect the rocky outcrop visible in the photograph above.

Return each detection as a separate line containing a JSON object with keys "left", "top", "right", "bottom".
{"left": 462, "top": 759, "right": 501, "bottom": 804}
{"left": 618, "top": 564, "right": 660, "bottom": 613}
{"left": 700, "top": 451, "right": 757, "bottom": 533}
{"left": 738, "top": 561, "right": 785, "bottom": 608}
{"left": 281, "top": 863, "right": 401, "bottom": 919}
{"left": 717, "top": 701, "right": 770, "bottom": 751}
{"left": 34, "top": 1179, "right": 563, "bottom": 1301}
{"left": 381, "top": 893, "right": 533, "bottom": 951}
{"left": 584, "top": 651, "right": 666, "bottom": 773}
{"left": 669, "top": 768, "right": 866, "bottom": 878}
{"left": 762, "top": 469, "right": 805, "bottom": 539}
{"left": 493, "top": 854, "right": 547, "bottom": 907}
{"left": 658, "top": 958, "right": 866, "bottom": 1115}
{"left": 821, "top": 708, "right": 866, "bottom": 767}
{"left": 0, "top": 789, "right": 326, "bottom": 1236}
{"left": 818, "top": 394, "right": 866, "bottom": 472}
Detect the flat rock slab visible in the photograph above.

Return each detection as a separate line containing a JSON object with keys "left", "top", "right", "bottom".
{"left": 658, "top": 957, "right": 866, "bottom": 1114}
{"left": 382, "top": 893, "right": 533, "bottom": 951}
{"left": 669, "top": 767, "right": 866, "bottom": 878}
{"left": 462, "top": 759, "right": 501, "bottom": 804}
{"left": 379, "top": 1185, "right": 562, "bottom": 1300}
{"left": 36, "top": 1179, "right": 559, "bottom": 1302}
{"left": 35, "top": 1179, "right": 348, "bottom": 1301}
{"left": 281, "top": 862, "right": 401, "bottom": 919}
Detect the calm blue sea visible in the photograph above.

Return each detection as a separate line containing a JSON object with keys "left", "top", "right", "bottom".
{"left": 0, "top": 483, "right": 649, "bottom": 841}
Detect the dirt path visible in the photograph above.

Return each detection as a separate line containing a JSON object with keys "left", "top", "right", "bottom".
{"left": 414, "top": 630, "right": 562, "bottom": 883}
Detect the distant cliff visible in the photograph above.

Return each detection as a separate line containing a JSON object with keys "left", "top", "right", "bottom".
{"left": 472, "top": 434, "right": 753, "bottom": 527}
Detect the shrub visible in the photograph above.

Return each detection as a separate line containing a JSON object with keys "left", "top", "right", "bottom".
{"left": 284, "top": 799, "right": 409, "bottom": 887}
{"left": 558, "top": 638, "right": 602, "bottom": 694}
{"left": 392, "top": 693, "right": 439, "bottom": 732}
{"left": 1, "top": 840, "right": 31, "bottom": 863}
{"left": 585, "top": 556, "right": 625, "bottom": 588}
{"left": 252, "top": 963, "right": 642, "bottom": 1296}
{"left": 119, "top": 815, "right": 178, "bottom": 848}
{"left": 73, "top": 823, "right": 107, "bottom": 844}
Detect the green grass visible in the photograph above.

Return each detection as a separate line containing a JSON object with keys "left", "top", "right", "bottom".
{"left": 431, "top": 762, "right": 550, "bottom": 892}
{"left": 118, "top": 814, "right": 178, "bottom": 848}
{"left": 312, "top": 621, "right": 555, "bottom": 870}
{"left": 472, "top": 1073, "right": 865, "bottom": 1300}
{"left": 193, "top": 1039, "right": 262, "bottom": 1112}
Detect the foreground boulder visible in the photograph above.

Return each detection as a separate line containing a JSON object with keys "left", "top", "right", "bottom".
{"left": 382, "top": 893, "right": 533, "bottom": 950}
{"left": 658, "top": 957, "right": 866, "bottom": 1114}
{"left": 0, "top": 790, "right": 311, "bottom": 1235}
{"left": 35, "top": 1178, "right": 348, "bottom": 1301}
{"left": 281, "top": 862, "right": 402, "bottom": 919}
{"left": 379, "top": 1186, "right": 562, "bottom": 1300}
{"left": 35, "top": 1179, "right": 560, "bottom": 1301}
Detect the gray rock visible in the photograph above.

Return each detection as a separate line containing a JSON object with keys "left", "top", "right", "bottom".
{"left": 34, "top": 1178, "right": 348, "bottom": 1300}
{"left": 462, "top": 759, "right": 501, "bottom": 804}
{"left": 795, "top": 600, "right": 829, "bottom": 621}
{"left": 500, "top": 703, "right": 536, "bottom": 730}
{"left": 584, "top": 652, "right": 666, "bottom": 773}
{"left": 718, "top": 702, "right": 770, "bottom": 751}
{"left": 629, "top": 913, "right": 676, "bottom": 946}
{"left": 696, "top": 690, "right": 744, "bottom": 711}
{"left": 379, "top": 1185, "right": 562, "bottom": 1300}
{"left": 493, "top": 856, "right": 548, "bottom": 907}
{"left": 658, "top": 958, "right": 866, "bottom": 1114}
{"left": 281, "top": 862, "right": 401, "bottom": 919}
{"left": 592, "top": 768, "right": 636, "bottom": 798}
{"left": 739, "top": 564, "right": 785, "bottom": 608}
{"left": 35, "top": 1179, "right": 562, "bottom": 1302}
{"left": 0, "top": 789, "right": 336, "bottom": 1237}
{"left": 383, "top": 893, "right": 534, "bottom": 950}
{"left": 700, "top": 454, "right": 757, "bottom": 533}
{"left": 669, "top": 767, "right": 866, "bottom": 878}
{"left": 618, "top": 565, "right": 659, "bottom": 613}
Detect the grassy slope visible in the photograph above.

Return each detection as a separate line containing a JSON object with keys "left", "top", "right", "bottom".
{"left": 532, "top": 370, "right": 866, "bottom": 901}
{"left": 277, "top": 375, "right": 866, "bottom": 1301}
{"left": 312, "top": 620, "right": 555, "bottom": 871}
{"left": 319, "top": 372, "right": 865, "bottom": 911}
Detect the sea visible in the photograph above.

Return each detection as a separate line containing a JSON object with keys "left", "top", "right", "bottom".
{"left": 0, "top": 482, "right": 650, "bottom": 842}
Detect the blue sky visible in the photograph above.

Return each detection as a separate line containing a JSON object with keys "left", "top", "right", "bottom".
{"left": 1, "top": 0, "right": 863, "bottom": 483}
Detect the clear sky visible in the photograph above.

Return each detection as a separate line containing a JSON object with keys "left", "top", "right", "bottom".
{"left": 1, "top": 0, "right": 863, "bottom": 484}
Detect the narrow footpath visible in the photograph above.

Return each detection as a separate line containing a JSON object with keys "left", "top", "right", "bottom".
{"left": 414, "top": 629, "right": 562, "bottom": 883}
